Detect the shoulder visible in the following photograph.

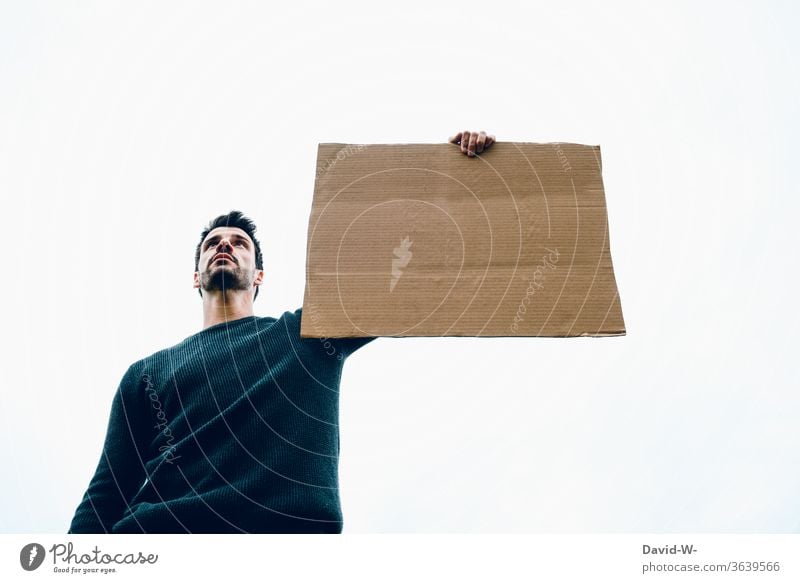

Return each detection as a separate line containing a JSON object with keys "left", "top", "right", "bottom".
{"left": 289, "top": 306, "right": 378, "bottom": 358}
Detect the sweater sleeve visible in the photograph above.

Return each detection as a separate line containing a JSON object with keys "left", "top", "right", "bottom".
{"left": 68, "top": 364, "right": 149, "bottom": 534}
{"left": 332, "top": 335, "right": 377, "bottom": 358}
{"left": 293, "top": 307, "right": 377, "bottom": 358}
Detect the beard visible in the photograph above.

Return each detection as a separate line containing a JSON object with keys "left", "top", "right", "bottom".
{"left": 199, "top": 264, "right": 253, "bottom": 294}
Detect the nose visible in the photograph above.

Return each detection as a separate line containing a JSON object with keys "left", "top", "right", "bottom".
{"left": 215, "top": 238, "right": 233, "bottom": 253}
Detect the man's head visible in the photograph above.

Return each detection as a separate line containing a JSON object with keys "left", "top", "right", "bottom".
{"left": 193, "top": 211, "right": 264, "bottom": 300}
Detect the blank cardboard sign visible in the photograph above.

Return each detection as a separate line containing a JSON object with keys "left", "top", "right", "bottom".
{"left": 300, "top": 142, "right": 625, "bottom": 338}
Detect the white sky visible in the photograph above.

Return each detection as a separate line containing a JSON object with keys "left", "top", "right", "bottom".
{"left": 1, "top": 0, "right": 798, "bottom": 533}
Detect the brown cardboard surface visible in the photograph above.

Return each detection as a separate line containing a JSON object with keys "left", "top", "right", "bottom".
{"left": 301, "top": 142, "right": 625, "bottom": 338}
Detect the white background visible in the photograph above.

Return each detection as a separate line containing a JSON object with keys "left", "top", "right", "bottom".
{"left": 1, "top": 0, "right": 798, "bottom": 533}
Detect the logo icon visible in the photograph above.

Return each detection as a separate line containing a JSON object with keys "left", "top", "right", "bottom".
{"left": 20, "top": 543, "right": 46, "bottom": 571}
{"left": 390, "top": 236, "right": 413, "bottom": 292}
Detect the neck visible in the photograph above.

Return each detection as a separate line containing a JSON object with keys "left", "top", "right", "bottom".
{"left": 201, "top": 289, "right": 256, "bottom": 329}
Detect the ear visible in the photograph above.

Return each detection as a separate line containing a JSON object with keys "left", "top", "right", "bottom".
{"left": 254, "top": 269, "right": 264, "bottom": 287}
{"left": 193, "top": 271, "right": 200, "bottom": 289}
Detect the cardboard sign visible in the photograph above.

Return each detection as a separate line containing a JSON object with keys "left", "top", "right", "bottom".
{"left": 301, "top": 142, "right": 625, "bottom": 338}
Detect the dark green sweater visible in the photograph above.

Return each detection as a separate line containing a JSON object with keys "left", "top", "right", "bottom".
{"left": 68, "top": 308, "right": 375, "bottom": 534}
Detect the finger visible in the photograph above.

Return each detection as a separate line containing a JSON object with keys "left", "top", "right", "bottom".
{"left": 449, "top": 131, "right": 463, "bottom": 145}
{"left": 485, "top": 134, "right": 495, "bottom": 149}
{"left": 460, "top": 130, "right": 471, "bottom": 154}
{"left": 467, "top": 131, "right": 478, "bottom": 156}
{"left": 476, "top": 131, "right": 487, "bottom": 153}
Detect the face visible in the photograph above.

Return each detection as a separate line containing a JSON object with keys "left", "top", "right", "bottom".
{"left": 193, "top": 227, "right": 263, "bottom": 297}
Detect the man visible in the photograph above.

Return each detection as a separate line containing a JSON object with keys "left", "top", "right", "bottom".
{"left": 68, "top": 131, "right": 496, "bottom": 533}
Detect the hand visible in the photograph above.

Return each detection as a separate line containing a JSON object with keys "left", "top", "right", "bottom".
{"left": 449, "top": 130, "right": 496, "bottom": 157}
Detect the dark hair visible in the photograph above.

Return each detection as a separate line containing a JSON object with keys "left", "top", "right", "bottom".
{"left": 194, "top": 210, "right": 264, "bottom": 300}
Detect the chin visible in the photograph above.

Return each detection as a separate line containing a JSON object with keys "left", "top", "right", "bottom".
{"left": 202, "top": 268, "right": 249, "bottom": 293}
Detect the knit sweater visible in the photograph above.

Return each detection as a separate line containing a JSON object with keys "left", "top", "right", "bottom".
{"left": 67, "top": 308, "right": 375, "bottom": 534}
